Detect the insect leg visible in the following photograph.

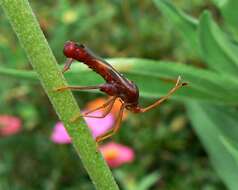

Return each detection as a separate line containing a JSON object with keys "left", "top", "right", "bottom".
{"left": 82, "top": 97, "right": 117, "bottom": 118}
{"left": 138, "top": 76, "right": 187, "bottom": 113}
{"left": 54, "top": 85, "right": 103, "bottom": 92}
{"left": 70, "top": 97, "right": 117, "bottom": 122}
{"left": 62, "top": 58, "right": 74, "bottom": 73}
{"left": 96, "top": 103, "right": 125, "bottom": 143}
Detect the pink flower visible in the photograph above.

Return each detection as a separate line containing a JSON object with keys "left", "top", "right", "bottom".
{"left": 50, "top": 122, "right": 71, "bottom": 144}
{"left": 100, "top": 142, "right": 135, "bottom": 168}
{"left": 0, "top": 115, "right": 22, "bottom": 136}
{"left": 51, "top": 111, "right": 114, "bottom": 144}
{"left": 84, "top": 111, "right": 114, "bottom": 138}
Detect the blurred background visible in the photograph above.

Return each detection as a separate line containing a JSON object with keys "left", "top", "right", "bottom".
{"left": 0, "top": 0, "right": 236, "bottom": 189}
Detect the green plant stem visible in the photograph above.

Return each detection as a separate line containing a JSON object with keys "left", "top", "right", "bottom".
{"left": 0, "top": 0, "right": 119, "bottom": 189}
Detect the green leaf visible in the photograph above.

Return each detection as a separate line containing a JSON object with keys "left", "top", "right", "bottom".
{"left": 153, "top": 0, "right": 199, "bottom": 55}
{"left": 212, "top": 0, "right": 238, "bottom": 39}
{"left": 220, "top": 0, "right": 238, "bottom": 28}
{"left": 66, "top": 58, "right": 238, "bottom": 104}
{"left": 220, "top": 136, "right": 238, "bottom": 163}
{"left": 186, "top": 102, "right": 238, "bottom": 190}
{"left": 2, "top": 58, "right": 238, "bottom": 104}
{"left": 210, "top": 0, "right": 227, "bottom": 8}
{"left": 137, "top": 172, "right": 160, "bottom": 190}
{"left": 114, "top": 170, "right": 160, "bottom": 190}
{"left": 110, "top": 58, "right": 238, "bottom": 104}
{"left": 199, "top": 11, "right": 238, "bottom": 75}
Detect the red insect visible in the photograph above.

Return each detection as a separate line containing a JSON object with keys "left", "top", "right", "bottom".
{"left": 56, "top": 41, "right": 187, "bottom": 143}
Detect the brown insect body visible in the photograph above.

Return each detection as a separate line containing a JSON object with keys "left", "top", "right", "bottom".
{"left": 63, "top": 41, "right": 140, "bottom": 111}
{"left": 59, "top": 41, "right": 186, "bottom": 143}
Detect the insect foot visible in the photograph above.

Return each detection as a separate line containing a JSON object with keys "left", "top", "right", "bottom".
{"left": 182, "top": 82, "right": 188, "bottom": 86}
{"left": 69, "top": 113, "right": 83, "bottom": 123}
{"left": 53, "top": 86, "right": 68, "bottom": 92}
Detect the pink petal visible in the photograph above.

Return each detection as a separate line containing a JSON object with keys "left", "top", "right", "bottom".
{"left": 0, "top": 115, "right": 22, "bottom": 136}
{"left": 100, "top": 142, "right": 135, "bottom": 168}
{"left": 84, "top": 111, "right": 114, "bottom": 138}
{"left": 51, "top": 111, "right": 115, "bottom": 144}
{"left": 51, "top": 122, "right": 71, "bottom": 144}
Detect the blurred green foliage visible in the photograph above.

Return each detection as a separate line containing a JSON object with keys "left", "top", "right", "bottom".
{"left": 1, "top": 0, "right": 238, "bottom": 189}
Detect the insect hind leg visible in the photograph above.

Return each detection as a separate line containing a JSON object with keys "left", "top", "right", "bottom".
{"left": 96, "top": 103, "right": 125, "bottom": 143}
{"left": 138, "top": 76, "right": 187, "bottom": 113}
{"left": 70, "top": 97, "right": 117, "bottom": 122}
